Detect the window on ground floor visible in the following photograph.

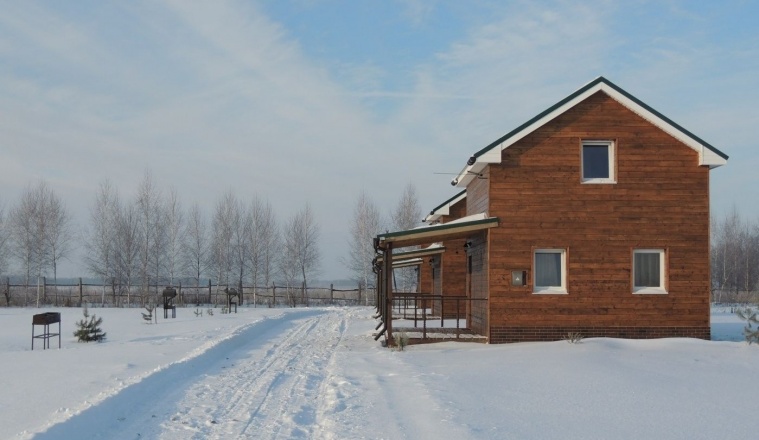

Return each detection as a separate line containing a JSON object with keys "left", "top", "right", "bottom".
{"left": 633, "top": 249, "right": 667, "bottom": 294}
{"left": 533, "top": 249, "right": 567, "bottom": 294}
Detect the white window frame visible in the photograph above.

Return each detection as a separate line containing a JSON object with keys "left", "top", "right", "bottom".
{"left": 533, "top": 249, "right": 567, "bottom": 294}
{"left": 632, "top": 249, "right": 667, "bottom": 294}
{"left": 581, "top": 140, "right": 616, "bottom": 184}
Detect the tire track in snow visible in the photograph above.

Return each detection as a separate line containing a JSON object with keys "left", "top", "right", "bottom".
{"left": 32, "top": 309, "right": 343, "bottom": 440}
{"left": 161, "top": 309, "right": 348, "bottom": 439}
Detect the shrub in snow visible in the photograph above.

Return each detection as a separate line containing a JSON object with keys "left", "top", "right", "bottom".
{"left": 194, "top": 308, "right": 203, "bottom": 317}
{"left": 394, "top": 332, "right": 409, "bottom": 351}
{"left": 563, "top": 332, "right": 584, "bottom": 344}
{"left": 74, "top": 306, "right": 107, "bottom": 342}
{"left": 736, "top": 307, "right": 759, "bottom": 344}
{"left": 207, "top": 308, "right": 214, "bottom": 316}
{"left": 142, "top": 306, "right": 155, "bottom": 324}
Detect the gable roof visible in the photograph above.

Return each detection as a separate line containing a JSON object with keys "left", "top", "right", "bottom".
{"left": 424, "top": 190, "right": 466, "bottom": 224}
{"left": 452, "top": 76, "right": 729, "bottom": 187}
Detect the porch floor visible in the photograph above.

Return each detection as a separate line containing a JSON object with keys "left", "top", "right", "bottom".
{"left": 394, "top": 327, "right": 487, "bottom": 344}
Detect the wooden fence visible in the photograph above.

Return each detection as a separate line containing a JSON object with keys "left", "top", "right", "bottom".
{"left": 0, "top": 277, "right": 376, "bottom": 308}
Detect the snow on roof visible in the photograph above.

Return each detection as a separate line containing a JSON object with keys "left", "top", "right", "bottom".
{"left": 377, "top": 213, "right": 497, "bottom": 247}
{"left": 424, "top": 190, "right": 466, "bottom": 223}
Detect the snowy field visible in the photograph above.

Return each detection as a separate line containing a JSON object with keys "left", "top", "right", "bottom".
{"left": 1, "top": 306, "right": 758, "bottom": 440}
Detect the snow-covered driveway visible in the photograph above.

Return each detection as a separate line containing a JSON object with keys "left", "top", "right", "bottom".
{"left": 29, "top": 307, "right": 463, "bottom": 440}
{"left": 35, "top": 309, "right": 345, "bottom": 439}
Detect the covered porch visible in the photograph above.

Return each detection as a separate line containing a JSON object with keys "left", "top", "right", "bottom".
{"left": 373, "top": 214, "right": 499, "bottom": 346}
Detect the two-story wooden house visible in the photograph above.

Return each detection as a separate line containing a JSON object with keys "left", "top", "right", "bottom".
{"left": 375, "top": 77, "right": 727, "bottom": 344}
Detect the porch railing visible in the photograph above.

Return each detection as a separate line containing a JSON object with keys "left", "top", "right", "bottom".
{"left": 375, "top": 291, "right": 487, "bottom": 343}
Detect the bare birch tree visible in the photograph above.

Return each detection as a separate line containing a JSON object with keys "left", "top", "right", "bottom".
{"left": 113, "top": 201, "right": 141, "bottom": 306}
{"left": 183, "top": 202, "right": 210, "bottom": 287}
{"left": 164, "top": 187, "right": 184, "bottom": 286}
{"left": 8, "top": 181, "right": 72, "bottom": 304}
{"left": 0, "top": 201, "right": 10, "bottom": 305}
{"left": 211, "top": 190, "right": 237, "bottom": 292}
{"left": 135, "top": 170, "right": 165, "bottom": 302}
{"left": 9, "top": 183, "right": 44, "bottom": 289}
{"left": 711, "top": 207, "right": 759, "bottom": 302}
{"left": 232, "top": 200, "right": 252, "bottom": 294}
{"left": 84, "top": 180, "right": 120, "bottom": 305}
{"left": 346, "top": 191, "right": 382, "bottom": 299}
{"left": 391, "top": 183, "right": 422, "bottom": 292}
{"left": 281, "top": 204, "right": 320, "bottom": 305}
{"left": 249, "top": 196, "right": 279, "bottom": 304}
{"left": 41, "top": 184, "right": 73, "bottom": 300}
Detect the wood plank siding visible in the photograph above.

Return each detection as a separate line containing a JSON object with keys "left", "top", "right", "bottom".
{"left": 481, "top": 91, "right": 711, "bottom": 342}
{"left": 432, "top": 199, "right": 469, "bottom": 319}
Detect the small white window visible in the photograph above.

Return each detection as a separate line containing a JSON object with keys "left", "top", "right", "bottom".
{"left": 534, "top": 249, "right": 567, "bottom": 294}
{"left": 582, "top": 141, "right": 615, "bottom": 183}
{"left": 633, "top": 249, "right": 667, "bottom": 294}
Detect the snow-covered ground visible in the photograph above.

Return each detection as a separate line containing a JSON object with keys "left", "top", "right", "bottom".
{"left": 2, "top": 306, "right": 757, "bottom": 439}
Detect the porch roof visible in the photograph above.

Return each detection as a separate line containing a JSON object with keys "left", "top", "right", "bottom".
{"left": 375, "top": 243, "right": 446, "bottom": 264}
{"left": 377, "top": 213, "right": 499, "bottom": 248}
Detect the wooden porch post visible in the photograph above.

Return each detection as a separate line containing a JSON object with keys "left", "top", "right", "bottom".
{"left": 384, "top": 241, "right": 394, "bottom": 345}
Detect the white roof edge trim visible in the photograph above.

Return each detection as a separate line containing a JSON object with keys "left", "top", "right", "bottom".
{"left": 597, "top": 83, "right": 727, "bottom": 168}
{"left": 453, "top": 162, "right": 488, "bottom": 188}
{"left": 452, "top": 81, "right": 725, "bottom": 187}
{"left": 425, "top": 192, "right": 468, "bottom": 222}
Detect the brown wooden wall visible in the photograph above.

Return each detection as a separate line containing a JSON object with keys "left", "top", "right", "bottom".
{"left": 434, "top": 198, "right": 469, "bottom": 318}
{"left": 468, "top": 232, "right": 489, "bottom": 335}
{"left": 479, "top": 91, "right": 711, "bottom": 342}
{"left": 418, "top": 259, "right": 432, "bottom": 294}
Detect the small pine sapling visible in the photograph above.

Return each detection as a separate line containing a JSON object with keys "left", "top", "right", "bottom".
{"left": 736, "top": 307, "right": 759, "bottom": 344}
{"left": 74, "top": 306, "right": 107, "bottom": 342}
{"left": 394, "top": 332, "right": 409, "bottom": 351}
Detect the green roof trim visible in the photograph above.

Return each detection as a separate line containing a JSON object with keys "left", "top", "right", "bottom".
{"left": 378, "top": 216, "right": 499, "bottom": 241}
{"left": 471, "top": 76, "right": 729, "bottom": 161}
{"left": 428, "top": 189, "right": 466, "bottom": 216}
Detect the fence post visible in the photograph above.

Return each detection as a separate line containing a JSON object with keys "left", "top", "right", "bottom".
{"left": 78, "top": 278, "right": 83, "bottom": 307}
{"left": 4, "top": 277, "right": 10, "bottom": 307}
{"left": 330, "top": 283, "right": 334, "bottom": 305}
{"left": 178, "top": 281, "right": 183, "bottom": 307}
{"left": 42, "top": 276, "right": 47, "bottom": 305}
{"left": 208, "top": 279, "right": 212, "bottom": 305}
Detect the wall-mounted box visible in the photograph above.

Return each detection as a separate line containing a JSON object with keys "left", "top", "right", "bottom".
{"left": 512, "top": 270, "right": 527, "bottom": 286}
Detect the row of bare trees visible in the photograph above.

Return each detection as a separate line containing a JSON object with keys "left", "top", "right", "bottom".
{"left": 0, "top": 182, "right": 73, "bottom": 290}
{"left": 344, "top": 183, "right": 422, "bottom": 294}
{"left": 711, "top": 207, "right": 759, "bottom": 303}
{"left": 81, "top": 171, "right": 320, "bottom": 304}
{"left": 0, "top": 172, "right": 321, "bottom": 307}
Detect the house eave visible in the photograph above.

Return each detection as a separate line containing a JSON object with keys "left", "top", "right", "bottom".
{"left": 452, "top": 77, "right": 728, "bottom": 187}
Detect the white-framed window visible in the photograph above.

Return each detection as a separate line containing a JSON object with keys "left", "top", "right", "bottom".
{"left": 581, "top": 140, "right": 616, "bottom": 183}
{"left": 633, "top": 249, "right": 667, "bottom": 294}
{"left": 533, "top": 249, "right": 567, "bottom": 294}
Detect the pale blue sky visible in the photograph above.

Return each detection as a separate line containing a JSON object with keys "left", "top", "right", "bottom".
{"left": 1, "top": 0, "right": 757, "bottom": 279}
